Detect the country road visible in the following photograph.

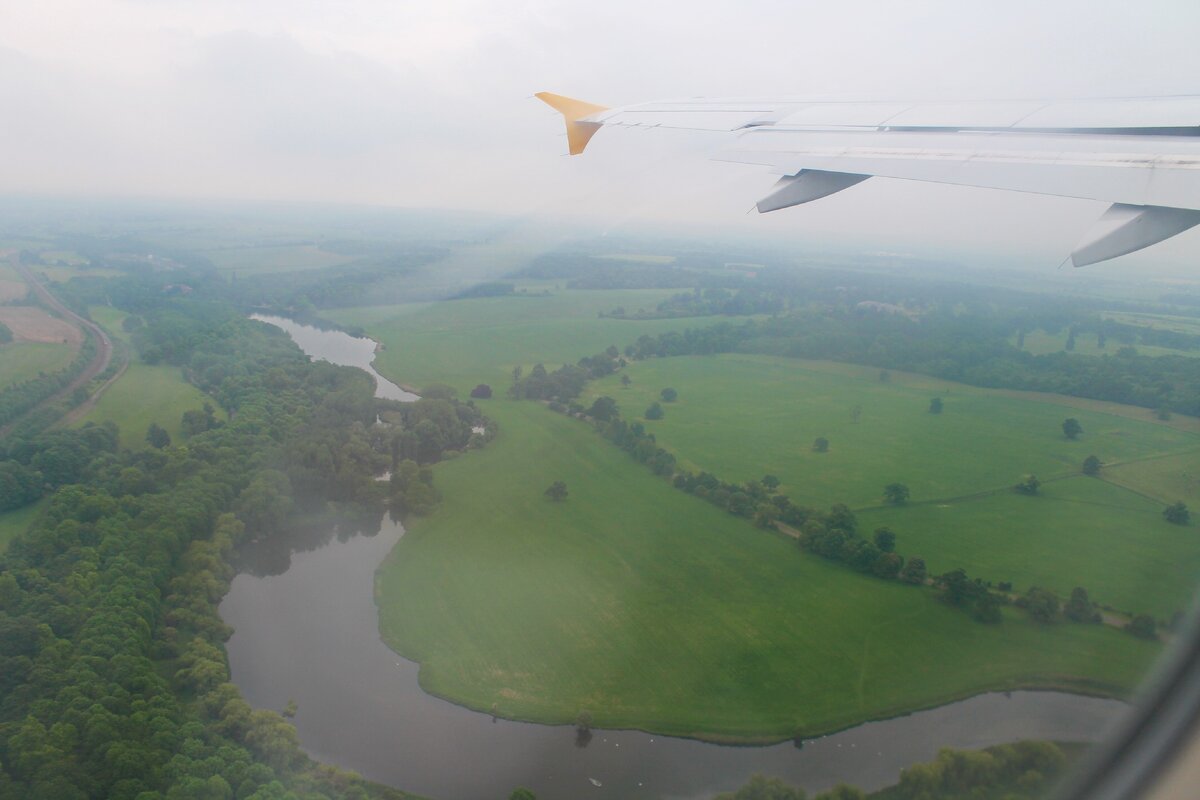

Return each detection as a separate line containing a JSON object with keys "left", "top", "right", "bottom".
{"left": 0, "top": 255, "right": 113, "bottom": 435}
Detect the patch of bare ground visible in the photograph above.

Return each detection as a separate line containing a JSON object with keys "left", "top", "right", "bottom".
{"left": 0, "top": 306, "right": 83, "bottom": 344}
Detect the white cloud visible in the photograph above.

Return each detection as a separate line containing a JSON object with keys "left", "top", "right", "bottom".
{"left": 0, "top": 0, "right": 1198, "bottom": 266}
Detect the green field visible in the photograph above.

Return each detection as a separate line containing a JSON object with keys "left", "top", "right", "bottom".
{"left": 0, "top": 340, "right": 77, "bottom": 392}
{"left": 325, "top": 289, "right": 748, "bottom": 394}
{"left": 583, "top": 354, "right": 1200, "bottom": 508}
{"left": 1014, "top": 329, "right": 1196, "bottom": 359}
{"left": 1105, "top": 312, "right": 1200, "bottom": 337}
{"left": 376, "top": 400, "right": 1159, "bottom": 741}
{"left": 1103, "top": 450, "right": 1200, "bottom": 508}
{"left": 89, "top": 305, "right": 135, "bottom": 344}
{"left": 0, "top": 499, "right": 43, "bottom": 555}
{"left": 859, "top": 477, "right": 1197, "bottom": 618}
{"left": 77, "top": 361, "right": 221, "bottom": 448}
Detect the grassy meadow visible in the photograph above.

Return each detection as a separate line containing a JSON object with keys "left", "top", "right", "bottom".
{"left": 581, "top": 354, "right": 1200, "bottom": 618}
{"left": 76, "top": 362, "right": 221, "bottom": 449}
{"left": 376, "top": 400, "right": 1160, "bottom": 741}
{"left": 859, "top": 477, "right": 1198, "bottom": 618}
{"left": 0, "top": 341, "right": 77, "bottom": 392}
{"left": 325, "top": 289, "right": 747, "bottom": 394}
{"left": 1013, "top": 329, "right": 1196, "bottom": 359}
{"left": 0, "top": 499, "right": 43, "bottom": 555}
{"left": 347, "top": 292, "right": 1180, "bottom": 739}
{"left": 583, "top": 354, "right": 1200, "bottom": 508}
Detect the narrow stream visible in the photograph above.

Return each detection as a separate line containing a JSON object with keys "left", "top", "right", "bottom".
{"left": 220, "top": 315, "right": 1131, "bottom": 800}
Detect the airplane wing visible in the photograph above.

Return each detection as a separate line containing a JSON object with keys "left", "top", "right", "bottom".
{"left": 536, "top": 92, "right": 1200, "bottom": 266}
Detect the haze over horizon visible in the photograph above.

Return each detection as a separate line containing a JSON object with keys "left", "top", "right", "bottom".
{"left": 3, "top": 0, "right": 1200, "bottom": 273}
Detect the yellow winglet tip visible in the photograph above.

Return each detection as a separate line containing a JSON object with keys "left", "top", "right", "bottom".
{"left": 536, "top": 92, "right": 610, "bottom": 155}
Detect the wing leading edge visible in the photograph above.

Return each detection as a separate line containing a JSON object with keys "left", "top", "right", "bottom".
{"left": 536, "top": 92, "right": 1200, "bottom": 266}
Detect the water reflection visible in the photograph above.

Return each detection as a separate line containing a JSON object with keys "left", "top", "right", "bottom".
{"left": 250, "top": 314, "right": 419, "bottom": 402}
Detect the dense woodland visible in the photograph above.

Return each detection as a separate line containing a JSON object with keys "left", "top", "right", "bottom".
{"left": 0, "top": 290, "right": 485, "bottom": 799}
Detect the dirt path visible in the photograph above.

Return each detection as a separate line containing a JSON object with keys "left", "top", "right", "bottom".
{"left": 0, "top": 255, "right": 114, "bottom": 436}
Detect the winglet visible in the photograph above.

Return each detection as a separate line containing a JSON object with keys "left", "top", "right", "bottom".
{"left": 536, "top": 92, "right": 609, "bottom": 155}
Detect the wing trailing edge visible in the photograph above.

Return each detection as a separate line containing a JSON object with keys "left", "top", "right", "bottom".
{"left": 536, "top": 91, "right": 1200, "bottom": 265}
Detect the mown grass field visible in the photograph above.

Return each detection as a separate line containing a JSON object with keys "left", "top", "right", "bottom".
{"left": 376, "top": 400, "right": 1159, "bottom": 741}
{"left": 77, "top": 361, "right": 221, "bottom": 448}
{"left": 1013, "top": 329, "right": 1196, "bottom": 359}
{"left": 0, "top": 499, "right": 43, "bottom": 555}
{"left": 325, "top": 289, "right": 744, "bottom": 394}
{"left": 859, "top": 477, "right": 1197, "bottom": 618}
{"left": 583, "top": 354, "right": 1200, "bottom": 508}
{"left": 1103, "top": 451, "right": 1200, "bottom": 508}
{"left": 0, "top": 341, "right": 77, "bottom": 392}
{"left": 89, "top": 305, "right": 135, "bottom": 344}
{"left": 582, "top": 354, "right": 1200, "bottom": 618}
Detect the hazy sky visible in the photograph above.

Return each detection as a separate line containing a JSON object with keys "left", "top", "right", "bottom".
{"left": 3, "top": 0, "right": 1199, "bottom": 270}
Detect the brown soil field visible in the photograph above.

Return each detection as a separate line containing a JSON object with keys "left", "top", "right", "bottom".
{"left": 0, "top": 280, "right": 27, "bottom": 301}
{"left": 0, "top": 307, "right": 83, "bottom": 344}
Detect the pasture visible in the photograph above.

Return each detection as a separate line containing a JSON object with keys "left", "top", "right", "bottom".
{"left": 0, "top": 499, "right": 43, "bottom": 555}
{"left": 583, "top": 354, "right": 1200, "bottom": 508}
{"left": 582, "top": 354, "right": 1200, "bottom": 618}
{"left": 0, "top": 341, "right": 77, "bottom": 392}
{"left": 325, "top": 289, "right": 744, "bottom": 394}
{"left": 1013, "top": 329, "right": 1196, "bottom": 359}
{"left": 76, "top": 361, "right": 221, "bottom": 449}
{"left": 375, "top": 400, "right": 1158, "bottom": 741}
{"left": 859, "top": 476, "right": 1198, "bottom": 618}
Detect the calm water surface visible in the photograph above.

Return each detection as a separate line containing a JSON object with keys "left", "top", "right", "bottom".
{"left": 222, "top": 316, "right": 1130, "bottom": 799}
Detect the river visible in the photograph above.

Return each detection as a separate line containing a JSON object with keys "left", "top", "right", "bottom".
{"left": 221, "top": 315, "right": 1130, "bottom": 800}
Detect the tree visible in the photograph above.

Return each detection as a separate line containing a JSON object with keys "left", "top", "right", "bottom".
{"left": 934, "top": 569, "right": 976, "bottom": 606}
{"left": 872, "top": 552, "right": 903, "bottom": 580}
{"left": 1082, "top": 455, "right": 1101, "bottom": 476}
{"left": 509, "top": 789, "right": 537, "bottom": 800}
{"left": 883, "top": 483, "right": 910, "bottom": 505}
{"left": 145, "top": 422, "right": 171, "bottom": 449}
{"left": 928, "top": 397, "right": 943, "bottom": 414}
{"left": 1062, "top": 417, "right": 1083, "bottom": 440}
{"left": 812, "top": 436, "right": 829, "bottom": 453}
{"left": 878, "top": 369, "right": 891, "bottom": 383}
{"left": 544, "top": 481, "right": 568, "bottom": 501}
{"left": 574, "top": 710, "right": 593, "bottom": 748}
{"left": 660, "top": 387, "right": 678, "bottom": 402}
{"left": 900, "top": 556, "right": 927, "bottom": 584}
{"left": 1013, "top": 474, "right": 1040, "bottom": 495}
{"left": 873, "top": 527, "right": 896, "bottom": 552}
{"left": 469, "top": 383, "right": 492, "bottom": 399}
{"left": 1065, "top": 587, "right": 1101, "bottom": 623}
{"left": 1127, "top": 613, "right": 1157, "bottom": 639}
{"left": 587, "top": 396, "right": 618, "bottom": 421}
{"left": 972, "top": 591, "right": 1003, "bottom": 624}
{"left": 645, "top": 402, "right": 664, "bottom": 420}
{"left": 620, "top": 374, "right": 632, "bottom": 388}
{"left": 761, "top": 474, "right": 781, "bottom": 490}
{"left": 1022, "top": 587, "right": 1060, "bottom": 623}
{"left": 1164, "top": 501, "right": 1190, "bottom": 525}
